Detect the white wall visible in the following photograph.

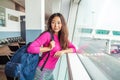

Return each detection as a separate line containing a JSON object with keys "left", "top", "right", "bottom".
{"left": 25, "top": 0, "right": 45, "bottom": 30}
{"left": 76, "top": 0, "right": 120, "bottom": 30}
{"left": 0, "top": 8, "right": 25, "bottom": 31}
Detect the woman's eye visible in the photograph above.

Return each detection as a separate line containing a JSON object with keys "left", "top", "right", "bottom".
{"left": 58, "top": 22, "right": 61, "bottom": 24}
{"left": 51, "top": 21, "right": 61, "bottom": 25}
{"left": 52, "top": 22, "right": 55, "bottom": 24}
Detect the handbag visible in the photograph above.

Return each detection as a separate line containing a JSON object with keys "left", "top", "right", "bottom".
{"left": 5, "top": 44, "right": 39, "bottom": 78}
{"left": 5, "top": 32, "right": 54, "bottom": 79}
{"left": 5, "top": 62, "right": 21, "bottom": 77}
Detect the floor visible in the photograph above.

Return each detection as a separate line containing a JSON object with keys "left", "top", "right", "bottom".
{"left": 0, "top": 65, "right": 7, "bottom": 80}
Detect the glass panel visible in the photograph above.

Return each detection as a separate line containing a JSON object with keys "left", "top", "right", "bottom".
{"left": 73, "top": 0, "right": 120, "bottom": 80}
{"left": 0, "top": 6, "right": 5, "bottom": 26}
{"left": 8, "top": 14, "right": 19, "bottom": 22}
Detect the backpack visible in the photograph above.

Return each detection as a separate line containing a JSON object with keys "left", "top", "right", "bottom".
{"left": 5, "top": 32, "right": 54, "bottom": 80}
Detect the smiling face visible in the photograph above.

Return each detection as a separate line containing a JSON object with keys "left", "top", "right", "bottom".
{"left": 47, "top": 13, "right": 69, "bottom": 49}
{"left": 51, "top": 16, "right": 62, "bottom": 35}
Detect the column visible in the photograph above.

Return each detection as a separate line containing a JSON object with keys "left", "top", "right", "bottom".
{"left": 25, "top": 0, "right": 45, "bottom": 43}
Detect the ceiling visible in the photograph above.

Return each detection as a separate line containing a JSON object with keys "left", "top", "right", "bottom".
{"left": 12, "top": 0, "right": 25, "bottom": 8}
{"left": 16, "top": 0, "right": 52, "bottom": 21}
{"left": 15, "top": 0, "right": 52, "bottom": 17}
{"left": 14, "top": 0, "right": 52, "bottom": 13}
{"left": 13, "top": 0, "right": 52, "bottom": 22}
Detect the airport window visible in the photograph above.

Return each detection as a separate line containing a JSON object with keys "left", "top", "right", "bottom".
{"left": 112, "top": 31, "right": 120, "bottom": 36}
{"left": 81, "top": 28, "right": 93, "bottom": 33}
{"left": 96, "top": 29, "right": 109, "bottom": 35}
{"left": 8, "top": 14, "right": 19, "bottom": 22}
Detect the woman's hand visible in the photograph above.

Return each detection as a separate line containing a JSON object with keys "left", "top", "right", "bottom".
{"left": 49, "top": 40, "right": 55, "bottom": 50}
{"left": 54, "top": 51, "right": 64, "bottom": 57}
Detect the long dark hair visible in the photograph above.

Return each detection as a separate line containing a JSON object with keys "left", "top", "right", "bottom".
{"left": 47, "top": 13, "right": 69, "bottom": 49}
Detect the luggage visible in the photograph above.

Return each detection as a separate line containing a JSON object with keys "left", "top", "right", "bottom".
{"left": 5, "top": 32, "right": 54, "bottom": 80}
{"left": 5, "top": 43, "right": 39, "bottom": 80}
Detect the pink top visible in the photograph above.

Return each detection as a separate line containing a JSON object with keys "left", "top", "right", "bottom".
{"left": 27, "top": 31, "right": 76, "bottom": 69}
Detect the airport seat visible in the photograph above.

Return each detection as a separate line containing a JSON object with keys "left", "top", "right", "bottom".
{"left": 18, "top": 42, "right": 26, "bottom": 47}
{"left": 8, "top": 45, "right": 20, "bottom": 54}
{"left": 0, "top": 56, "right": 11, "bottom": 65}
{"left": 0, "top": 37, "right": 24, "bottom": 65}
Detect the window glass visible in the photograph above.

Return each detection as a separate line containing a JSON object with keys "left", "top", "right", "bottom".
{"left": 0, "top": 6, "right": 5, "bottom": 26}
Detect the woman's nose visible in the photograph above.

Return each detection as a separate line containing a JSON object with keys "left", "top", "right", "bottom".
{"left": 55, "top": 23, "right": 59, "bottom": 27}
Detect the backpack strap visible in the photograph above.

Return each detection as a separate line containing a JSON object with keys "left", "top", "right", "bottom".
{"left": 40, "top": 32, "right": 54, "bottom": 71}
{"left": 40, "top": 51, "right": 50, "bottom": 71}
{"left": 50, "top": 33, "right": 54, "bottom": 41}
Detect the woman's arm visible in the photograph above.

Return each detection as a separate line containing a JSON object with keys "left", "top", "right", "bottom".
{"left": 27, "top": 32, "right": 54, "bottom": 54}
{"left": 61, "top": 48, "right": 73, "bottom": 53}
{"left": 54, "top": 42, "right": 76, "bottom": 57}
{"left": 40, "top": 40, "right": 55, "bottom": 53}
{"left": 54, "top": 48, "right": 73, "bottom": 57}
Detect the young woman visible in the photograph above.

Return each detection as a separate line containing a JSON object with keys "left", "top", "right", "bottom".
{"left": 27, "top": 13, "right": 76, "bottom": 80}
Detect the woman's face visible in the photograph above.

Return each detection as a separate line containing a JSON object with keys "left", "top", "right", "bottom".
{"left": 51, "top": 16, "right": 62, "bottom": 34}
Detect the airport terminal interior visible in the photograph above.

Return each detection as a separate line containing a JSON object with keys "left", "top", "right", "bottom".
{"left": 1, "top": 0, "right": 120, "bottom": 80}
